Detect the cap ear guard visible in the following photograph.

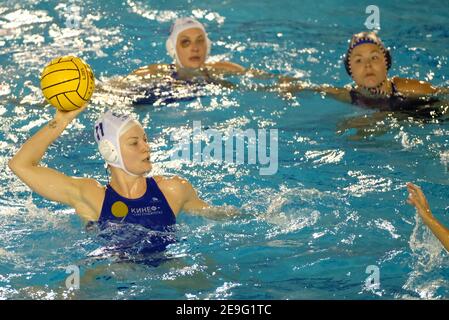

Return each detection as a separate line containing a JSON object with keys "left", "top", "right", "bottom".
{"left": 94, "top": 111, "right": 139, "bottom": 176}
{"left": 384, "top": 49, "right": 392, "bottom": 70}
{"left": 98, "top": 140, "right": 118, "bottom": 164}
{"left": 343, "top": 53, "right": 351, "bottom": 75}
{"left": 206, "top": 37, "right": 211, "bottom": 56}
{"left": 166, "top": 37, "right": 176, "bottom": 59}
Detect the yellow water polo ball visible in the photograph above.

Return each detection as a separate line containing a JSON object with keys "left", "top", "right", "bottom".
{"left": 40, "top": 56, "right": 95, "bottom": 111}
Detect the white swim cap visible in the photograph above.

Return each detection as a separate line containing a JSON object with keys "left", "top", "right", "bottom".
{"left": 166, "top": 17, "right": 211, "bottom": 67}
{"left": 94, "top": 110, "right": 142, "bottom": 176}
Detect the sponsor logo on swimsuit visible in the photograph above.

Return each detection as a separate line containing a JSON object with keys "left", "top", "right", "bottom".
{"left": 111, "top": 201, "right": 128, "bottom": 218}
{"left": 130, "top": 206, "right": 162, "bottom": 216}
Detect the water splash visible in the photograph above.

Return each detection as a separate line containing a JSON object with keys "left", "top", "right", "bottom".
{"left": 344, "top": 170, "right": 393, "bottom": 198}
{"left": 402, "top": 213, "right": 447, "bottom": 299}
{"left": 258, "top": 187, "right": 322, "bottom": 238}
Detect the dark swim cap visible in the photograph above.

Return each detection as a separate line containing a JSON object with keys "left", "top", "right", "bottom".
{"left": 343, "top": 32, "right": 392, "bottom": 76}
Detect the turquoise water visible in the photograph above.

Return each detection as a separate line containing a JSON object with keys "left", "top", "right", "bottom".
{"left": 1, "top": 0, "right": 449, "bottom": 299}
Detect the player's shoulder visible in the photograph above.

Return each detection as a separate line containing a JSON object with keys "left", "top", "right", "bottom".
{"left": 132, "top": 64, "right": 172, "bottom": 76}
{"left": 153, "top": 175, "right": 192, "bottom": 190}
{"left": 392, "top": 77, "right": 436, "bottom": 95}
{"left": 208, "top": 61, "right": 245, "bottom": 72}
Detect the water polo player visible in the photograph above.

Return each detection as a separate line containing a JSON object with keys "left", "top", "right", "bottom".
{"left": 113, "top": 17, "right": 251, "bottom": 105}
{"left": 8, "top": 106, "right": 237, "bottom": 231}
{"left": 281, "top": 31, "right": 448, "bottom": 112}
{"left": 129, "top": 17, "right": 245, "bottom": 81}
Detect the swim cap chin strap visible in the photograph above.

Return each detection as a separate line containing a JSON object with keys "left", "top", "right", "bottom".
{"left": 358, "top": 78, "right": 392, "bottom": 97}
{"left": 94, "top": 110, "right": 141, "bottom": 177}
{"left": 166, "top": 17, "right": 211, "bottom": 68}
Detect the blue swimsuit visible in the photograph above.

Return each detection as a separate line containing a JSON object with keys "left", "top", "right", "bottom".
{"left": 132, "top": 64, "right": 235, "bottom": 106}
{"left": 98, "top": 177, "right": 176, "bottom": 231}
{"left": 132, "top": 64, "right": 204, "bottom": 105}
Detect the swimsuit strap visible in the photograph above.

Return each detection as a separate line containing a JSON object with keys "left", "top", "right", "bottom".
{"left": 169, "top": 64, "right": 180, "bottom": 80}
{"left": 390, "top": 80, "right": 400, "bottom": 97}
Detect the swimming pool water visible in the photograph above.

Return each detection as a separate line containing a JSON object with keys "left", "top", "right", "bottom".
{"left": 1, "top": 0, "right": 449, "bottom": 299}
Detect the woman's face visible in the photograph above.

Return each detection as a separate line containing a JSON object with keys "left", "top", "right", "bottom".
{"left": 349, "top": 43, "right": 388, "bottom": 88}
{"left": 176, "top": 28, "right": 207, "bottom": 69}
{"left": 119, "top": 125, "right": 152, "bottom": 176}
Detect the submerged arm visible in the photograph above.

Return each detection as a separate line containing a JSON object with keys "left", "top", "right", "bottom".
{"left": 185, "top": 204, "right": 240, "bottom": 220}
{"left": 180, "top": 178, "right": 239, "bottom": 220}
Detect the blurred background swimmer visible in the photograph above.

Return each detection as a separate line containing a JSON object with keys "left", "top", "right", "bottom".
{"left": 120, "top": 17, "right": 246, "bottom": 105}
{"left": 406, "top": 182, "right": 449, "bottom": 252}
{"left": 281, "top": 31, "right": 449, "bottom": 114}
{"left": 279, "top": 31, "right": 449, "bottom": 140}
{"left": 129, "top": 17, "right": 245, "bottom": 80}
{"left": 108, "top": 17, "right": 272, "bottom": 106}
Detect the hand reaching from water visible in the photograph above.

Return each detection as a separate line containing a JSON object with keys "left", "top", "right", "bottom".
{"left": 406, "top": 182, "right": 449, "bottom": 252}
{"left": 406, "top": 182, "right": 433, "bottom": 222}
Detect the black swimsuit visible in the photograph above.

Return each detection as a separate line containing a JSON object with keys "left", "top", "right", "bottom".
{"left": 349, "top": 81, "right": 440, "bottom": 116}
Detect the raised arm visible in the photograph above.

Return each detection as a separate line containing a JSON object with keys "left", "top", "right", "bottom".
{"left": 8, "top": 106, "right": 98, "bottom": 220}
{"left": 407, "top": 182, "right": 449, "bottom": 252}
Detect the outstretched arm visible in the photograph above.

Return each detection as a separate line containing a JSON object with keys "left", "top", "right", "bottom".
{"left": 407, "top": 182, "right": 449, "bottom": 252}
{"left": 207, "top": 61, "right": 246, "bottom": 75}
{"left": 210, "top": 62, "right": 292, "bottom": 81}
{"left": 8, "top": 106, "right": 95, "bottom": 219}
{"left": 278, "top": 76, "right": 352, "bottom": 103}
{"left": 179, "top": 178, "right": 239, "bottom": 220}
{"left": 126, "top": 64, "right": 170, "bottom": 79}
{"left": 436, "top": 87, "right": 449, "bottom": 95}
